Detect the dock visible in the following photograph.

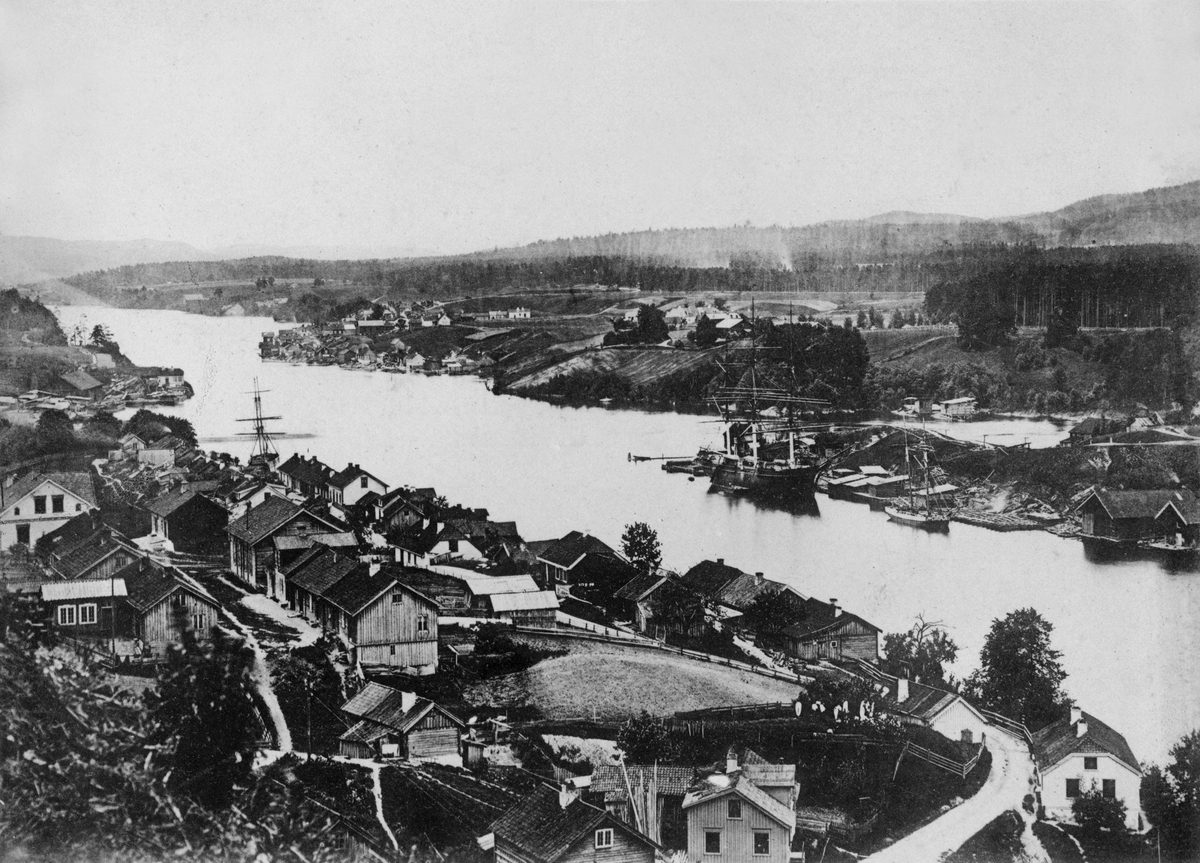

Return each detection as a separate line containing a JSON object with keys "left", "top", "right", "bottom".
{"left": 952, "top": 509, "right": 1044, "bottom": 532}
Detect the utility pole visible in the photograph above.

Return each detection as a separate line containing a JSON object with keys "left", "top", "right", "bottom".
{"left": 306, "top": 676, "right": 313, "bottom": 757}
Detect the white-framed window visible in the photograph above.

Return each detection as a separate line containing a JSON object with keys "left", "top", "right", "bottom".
{"left": 704, "top": 831, "right": 721, "bottom": 854}
{"left": 58, "top": 605, "right": 76, "bottom": 625}
{"left": 78, "top": 603, "right": 97, "bottom": 625}
{"left": 594, "top": 829, "right": 613, "bottom": 849}
{"left": 417, "top": 613, "right": 430, "bottom": 634}
{"left": 753, "top": 832, "right": 771, "bottom": 856}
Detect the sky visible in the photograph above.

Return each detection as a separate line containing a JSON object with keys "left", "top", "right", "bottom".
{"left": 1, "top": 0, "right": 1198, "bottom": 257}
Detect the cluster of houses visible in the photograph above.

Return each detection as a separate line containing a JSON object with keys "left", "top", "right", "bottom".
{"left": 1, "top": 364, "right": 191, "bottom": 423}
{"left": 260, "top": 320, "right": 487, "bottom": 376}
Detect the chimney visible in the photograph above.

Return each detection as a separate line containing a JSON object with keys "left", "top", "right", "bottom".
{"left": 1070, "top": 705, "right": 1082, "bottom": 725}
{"left": 830, "top": 598, "right": 841, "bottom": 617}
{"left": 1077, "top": 720, "right": 1088, "bottom": 738}
{"left": 725, "top": 746, "right": 739, "bottom": 775}
{"left": 755, "top": 572, "right": 764, "bottom": 585}
{"left": 369, "top": 561, "right": 381, "bottom": 577}
{"left": 558, "top": 781, "right": 579, "bottom": 810}
{"left": 897, "top": 677, "right": 910, "bottom": 702}
{"left": 717, "top": 558, "right": 725, "bottom": 566}
{"left": 401, "top": 691, "right": 417, "bottom": 712}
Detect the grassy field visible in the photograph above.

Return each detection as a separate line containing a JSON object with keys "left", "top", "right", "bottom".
{"left": 463, "top": 637, "right": 797, "bottom": 720}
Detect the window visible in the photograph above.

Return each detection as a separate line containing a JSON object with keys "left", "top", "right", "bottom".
{"left": 75, "top": 503, "right": 82, "bottom": 511}
{"left": 1103, "top": 779, "right": 1116, "bottom": 799}
{"left": 12, "top": 507, "right": 18, "bottom": 515}
{"left": 754, "top": 832, "right": 771, "bottom": 856}
{"left": 594, "top": 829, "right": 613, "bottom": 849}
{"left": 34, "top": 496, "right": 46, "bottom": 514}
{"left": 1083, "top": 757, "right": 1098, "bottom": 770}
{"left": 78, "top": 603, "right": 97, "bottom": 625}
{"left": 727, "top": 799, "right": 742, "bottom": 819}
{"left": 390, "top": 645, "right": 396, "bottom": 655}
{"left": 58, "top": 605, "right": 76, "bottom": 625}
{"left": 448, "top": 539, "right": 459, "bottom": 553}
{"left": 51, "top": 495, "right": 64, "bottom": 513}
{"left": 16, "top": 524, "right": 29, "bottom": 545}
{"left": 192, "top": 613, "right": 207, "bottom": 631}
{"left": 705, "top": 832, "right": 721, "bottom": 854}
{"left": 1066, "top": 779, "right": 1081, "bottom": 798}
{"left": 417, "top": 613, "right": 430, "bottom": 634}
{"left": 360, "top": 476, "right": 369, "bottom": 488}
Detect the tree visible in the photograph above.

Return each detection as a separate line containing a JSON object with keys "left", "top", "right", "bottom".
{"left": 621, "top": 522, "right": 662, "bottom": 577}
{"left": 35, "top": 409, "right": 74, "bottom": 450}
{"left": 881, "top": 615, "right": 959, "bottom": 688}
{"left": 1073, "top": 783, "right": 1128, "bottom": 834}
{"left": 856, "top": 309, "right": 868, "bottom": 329}
{"left": 636, "top": 304, "right": 669, "bottom": 344}
{"left": 617, "top": 711, "right": 676, "bottom": 763}
{"left": 964, "top": 608, "right": 1068, "bottom": 729}
{"left": 693, "top": 314, "right": 718, "bottom": 348}
{"left": 89, "top": 324, "right": 116, "bottom": 349}
{"left": 122, "top": 409, "right": 198, "bottom": 448}
{"left": 745, "top": 589, "right": 806, "bottom": 640}
{"left": 1141, "top": 730, "right": 1200, "bottom": 857}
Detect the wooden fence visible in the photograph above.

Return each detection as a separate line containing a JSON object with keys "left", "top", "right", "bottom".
{"left": 796, "top": 809, "right": 880, "bottom": 842}
{"left": 980, "top": 708, "right": 1034, "bottom": 746}
{"left": 899, "top": 740, "right": 984, "bottom": 778}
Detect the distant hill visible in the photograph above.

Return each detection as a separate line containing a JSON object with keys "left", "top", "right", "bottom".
{"left": 861, "top": 211, "right": 983, "bottom": 225}
{"left": 1007, "top": 180, "right": 1200, "bottom": 246}
{"left": 0, "top": 234, "right": 210, "bottom": 286}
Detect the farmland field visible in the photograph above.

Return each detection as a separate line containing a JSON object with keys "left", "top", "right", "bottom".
{"left": 463, "top": 637, "right": 797, "bottom": 720}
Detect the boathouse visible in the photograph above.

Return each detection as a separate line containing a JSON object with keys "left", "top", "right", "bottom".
{"left": 1155, "top": 496, "right": 1200, "bottom": 546}
{"left": 338, "top": 682, "right": 464, "bottom": 761}
{"left": 1075, "top": 488, "right": 1195, "bottom": 542}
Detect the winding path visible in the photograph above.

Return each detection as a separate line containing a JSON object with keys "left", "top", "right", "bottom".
{"left": 864, "top": 728, "right": 1041, "bottom": 863}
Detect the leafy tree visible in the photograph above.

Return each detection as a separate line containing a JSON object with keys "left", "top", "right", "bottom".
{"left": 964, "top": 608, "right": 1068, "bottom": 730}
{"left": 617, "top": 710, "right": 676, "bottom": 762}
{"left": 145, "top": 624, "right": 258, "bottom": 809}
{"left": 1141, "top": 730, "right": 1200, "bottom": 858}
{"left": 35, "top": 409, "right": 74, "bottom": 449}
{"left": 635, "top": 304, "right": 669, "bottom": 344}
{"left": 694, "top": 314, "right": 718, "bottom": 348}
{"left": 856, "top": 309, "right": 868, "bottom": 328}
{"left": 1073, "top": 783, "right": 1128, "bottom": 834}
{"left": 620, "top": 522, "right": 662, "bottom": 577}
{"left": 881, "top": 615, "right": 959, "bottom": 688}
{"left": 122, "top": 409, "right": 198, "bottom": 448}
{"left": 746, "top": 589, "right": 806, "bottom": 639}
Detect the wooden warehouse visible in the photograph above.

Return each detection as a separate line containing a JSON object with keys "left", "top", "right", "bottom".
{"left": 338, "top": 682, "right": 463, "bottom": 761}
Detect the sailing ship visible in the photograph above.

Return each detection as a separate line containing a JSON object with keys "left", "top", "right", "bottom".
{"left": 884, "top": 425, "right": 955, "bottom": 529}
{"left": 237, "top": 379, "right": 283, "bottom": 477}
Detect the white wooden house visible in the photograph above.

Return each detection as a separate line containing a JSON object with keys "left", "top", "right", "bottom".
{"left": 0, "top": 471, "right": 97, "bottom": 548}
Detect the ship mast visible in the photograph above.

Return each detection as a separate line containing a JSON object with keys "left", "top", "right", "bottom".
{"left": 237, "top": 378, "right": 283, "bottom": 476}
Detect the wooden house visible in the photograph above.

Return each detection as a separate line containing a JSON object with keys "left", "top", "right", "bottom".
{"left": 118, "top": 560, "right": 221, "bottom": 657}
{"left": 1032, "top": 706, "right": 1142, "bottom": 830}
{"left": 1066, "top": 416, "right": 1131, "bottom": 446}
{"left": 58, "top": 369, "right": 104, "bottom": 401}
{"left": 50, "top": 529, "right": 141, "bottom": 581}
{"left": 488, "top": 783, "right": 658, "bottom": 863}
{"left": 885, "top": 676, "right": 991, "bottom": 745}
{"left": 682, "top": 750, "right": 797, "bottom": 863}
{"left": 376, "top": 486, "right": 438, "bottom": 532}
{"left": 145, "top": 487, "right": 229, "bottom": 555}
{"left": 1155, "top": 496, "right": 1200, "bottom": 546}
{"left": 225, "top": 495, "right": 343, "bottom": 600}
{"left": 938, "top": 396, "right": 977, "bottom": 418}
{"left": 588, "top": 764, "right": 694, "bottom": 848}
{"left": 338, "top": 682, "right": 463, "bottom": 761}
{"left": 529, "top": 531, "right": 626, "bottom": 593}
{"left": 613, "top": 570, "right": 673, "bottom": 633}
{"left": 41, "top": 578, "right": 127, "bottom": 642}
{"left": 1075, "top": 488, "right": 1195, "bottom": 543}
{"left": 276, "top": 454, "right": 335, "bottom": 499}
{"left": 393, "top": 519, "right": 488, "bottom": 568}
{"left": 780, "top": 598, "right": 881, "bottom": 662}
{"left": 0, "top": 471, "right": 98, "bottom": 548}
{"left": 327, "top": 463, "right": 389, "bottom": 509}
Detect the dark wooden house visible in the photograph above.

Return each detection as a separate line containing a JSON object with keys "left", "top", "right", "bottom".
{"left": 1156, "top": 495, "right": 1200, "bottom": 546}
{"left": 1075, "top": 488, "right": 1195, "bottom": 543}
{"left": 338, "top": 682, "right": 463, "bottom": 761}
{"left": 780, "top": 597, "right": 881, "bottom": 663}
{"left": 145, "top": 486, "right": 229, "bottom": 555}
{"left": 226, "top": 495, "right": 343, "bottom": 600}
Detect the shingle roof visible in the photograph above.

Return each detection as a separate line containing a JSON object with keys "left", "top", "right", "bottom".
{"left": 115, "top": 560, "right": 216, "bottom": 613}
{"left": 144, "top": 487, "right": 209, "bottom": 518}
{"left": 288, "top": 548, "right": 360, "bottom": 595}
{"left": 590, "top": 765, "right": 695, "bottom": 801}
{"left": 61, "top": 369, "right": 103, "bottom": 391}
{"left": 491, "top": 785, "right": 653, "bottom": 862}
{"left": 535, "top": 531, "right": 618, "bottom": 569}
{"left": 1077, "top": 488, "right": 1195, "bottom": 520}
{"left": 226, "top": 495, "right": 303, "bottom": 543}
{"left": 890, "top": 679, "right": 960, "bottom": 722}
{"left": 340, "top": 682, "right": 461, "bottom": 732}
{"left": 52, "top": 532, "right": 137, "bottom": 579}
{"left": 3, "top": 471, "right": 97, "bottom": 509}
{"left": 1032, "top": 710, "right": 1140, "bottom": 773}
{"left": 781, "top": 597, "right": 881, "bottom": 640}
{"left": 322, "top": 569, "right": 399, "bottom": 615}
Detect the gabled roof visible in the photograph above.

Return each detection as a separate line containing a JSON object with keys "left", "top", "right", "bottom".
{"left": 590, "top": 764, "right": 696, "bottom": 801}
{"left": 322, "top": 569, "right": 404, "bottom": 616}
{"left": 454, "top": 573, "right": 540, "bottom": 596}
{"left": 115, "top": 559, "right": 217, "bottom": 613}
{"left": 61, "top": 369, "right": 103, "bottom": 391}
{"left": 3, "top": 471, "right": 97, "bottom": 509}
{"left": 681, "top": 559, "right": 747, "bottom": 597}
{"left": 681, "top": 772, "right": 794, "bottom": 828}
{"left": 1076, "top": 488, "right": 1195, "bottom": 520}
{"left": 52, "top": 532, "right": 138, "bottom": 579}
{"left": 534, "top": 531, "right": 618, "bottom": 569}
{"left": 491, "top": 784, "right": 656, "bottom": 862}
{"left": 1157, "top": 496, "right": 1200, "bottom": 525}
{"left": 1031, "top": 710, "right": 1140, "bottom": 774}
{"left": 226, "top": 495, "right": 338, "bottom": 544}
{"left": 288, "top": 547, "right": 360, "bottom": 595}
{"left": 781, "top": 597, "right": 881, "bottom": 640}
{"left": 328, "top": 463, "right": 388, "bottom": 492}
{"left": 340, "top": 682, "right": 462, "bottom": 732}
{"left": 614, "top": 570, "right": 672, "bottom": 603}
{"left": 144, "top": 486, "right": 220, "bottom": 518}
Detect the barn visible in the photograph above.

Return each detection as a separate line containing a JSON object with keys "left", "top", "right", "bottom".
{"left": 338, "top": 682, "right": 463, "bottom": 762}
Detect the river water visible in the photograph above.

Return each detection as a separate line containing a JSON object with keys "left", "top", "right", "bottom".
{"left": 58, "top": 306, "right": 1199, "bottom": 765}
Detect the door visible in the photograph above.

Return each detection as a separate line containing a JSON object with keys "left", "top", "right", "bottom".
{"left": 16, "top": 523, "right": 30, "bottom": 545}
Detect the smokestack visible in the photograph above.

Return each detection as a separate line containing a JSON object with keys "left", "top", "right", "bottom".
{"left": 1070, "top": 705, "right": 1082, "bottom": 724}
{"left": 897, "top": 678, "right": 909, "bottom": 702}
{"left": 830, "top": 598, "right": 841, "bottom": 617}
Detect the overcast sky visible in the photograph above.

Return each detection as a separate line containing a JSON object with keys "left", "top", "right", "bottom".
{"left": 1, "top": 0, "right": 1198, "bottom": 256}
